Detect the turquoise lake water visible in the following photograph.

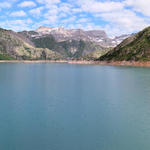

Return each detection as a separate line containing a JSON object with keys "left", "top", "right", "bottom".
{"left": 0, "top": 63, "right": 150, "bottom": 150}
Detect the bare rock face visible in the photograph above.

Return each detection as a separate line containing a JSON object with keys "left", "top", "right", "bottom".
{"left": 32, "top": 26, "right": 128, "bottom": 47}
{"left": 18, "top": 26, "right": 131, "bottom": 59}
{"left": 112, "top": 34, "right": 131, "bottom": 45}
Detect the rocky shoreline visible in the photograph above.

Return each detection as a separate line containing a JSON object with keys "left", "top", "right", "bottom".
{"left": 1, "top": 60, "right": 150, "bottom": 67}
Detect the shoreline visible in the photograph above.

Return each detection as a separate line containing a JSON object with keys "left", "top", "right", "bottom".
{"left": 1, "top": 60, "right": 150, "bottom": 67}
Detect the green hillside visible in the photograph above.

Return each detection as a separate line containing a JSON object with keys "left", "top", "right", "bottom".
{"left": 98, "top": 27, "right": 150, "bottom": 61}
{"left": 0, "top": 28, "right": 63, "bottom": 60}
{"left": 31, "top": 35, "right": 107, "bottom": 59}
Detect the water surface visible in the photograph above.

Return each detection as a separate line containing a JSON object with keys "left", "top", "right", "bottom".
{"left": 0, "top": 63, "right": 150, "bottom": 150}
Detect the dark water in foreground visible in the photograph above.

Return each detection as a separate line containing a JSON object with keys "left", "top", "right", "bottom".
{"left": 0, "top": 63, "right": 150, "bottom": 150}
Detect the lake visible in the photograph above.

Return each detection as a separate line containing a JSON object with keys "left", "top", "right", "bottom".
{"left": 0, "top": 63, "right": 150, "bottom": 150}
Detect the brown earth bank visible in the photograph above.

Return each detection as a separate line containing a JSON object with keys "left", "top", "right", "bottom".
{"left": 1, "top": 60, "right": 150, "bottom": 67}
{"left": 94, "top": 61, "right": 150, "bottom": 67}
{"left": 69, "top": 61, "right": 150, "bottom": 67}
{"left": 0, "top": 60, "right": 68, "bottom": 63}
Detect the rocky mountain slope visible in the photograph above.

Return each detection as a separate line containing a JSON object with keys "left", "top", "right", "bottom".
{"left": 111, "top": 34, "right": 131, "bottom": 46}
{"left": 0, "top": 26, "right": 130, "bottom": 60}
{"left": 98, "top": 27, "right": 150, "bottom": 61}
{"left": 25, "top": 26, "right": 129, "bottom": 47}
{"left": 0, "top": 28, "right": 63, "bottom": 60}
{"left": 34, "top": 26, "right": 112, "bottom": 47}
{"left": 19, "top": 26, "right": 129, "bottom": 59}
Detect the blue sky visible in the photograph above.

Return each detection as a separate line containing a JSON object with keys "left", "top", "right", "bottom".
{"left": 0, "top": 0, "right": 150, "bottom": 37}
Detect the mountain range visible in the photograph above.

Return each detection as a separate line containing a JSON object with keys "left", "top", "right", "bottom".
{"left": 0, "top": 26, "right": 130, "bottom": 60}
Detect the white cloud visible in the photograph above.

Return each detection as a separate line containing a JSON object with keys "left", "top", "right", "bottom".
{"left": 125, "top": 0, "right": 150, "bottom": 17}
{"left": 101, "top": 10, "right": 146, "bottom": 29}
{"left": 41, "top": 15, "right": 58, "bottom": 25}
{"left": 10, "top": 10, "right": 27, "bottom": 17}
{"left": 67, "top": 23, "right": 96, "bottom": 31}
{"left": 59, "top": 3, "right": 72, "bottom": 13}
{"left": 72, "top": 8, "right": 82, "bottom": 13}
{"left": 59, "top": 12, "right": 68, "bottom": 18}
{"left": 62, "top": 16, "right": 76, "bottom": 23}
{"left": 18, "top": 1, "right": 36, "bottom": 8}
{"left": 0, "top": 19, "right": 33, "bottom": 31}
{"left": 0, "top": 2, "right": 11, "bottom": 8}
{"left": 77, "top": 18, "right": 89, "bottom": 23}
{"left": 45, "top": 5, "right": 59, "bottom": 16}
{"left": 36, "top": 0, "right": 60, "bottom": 5}
{"left": 76, "top": 0, "right": 124, "bottom": 13}
{"left": 29, "top": 7, "right": 44, "bottom": 17}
